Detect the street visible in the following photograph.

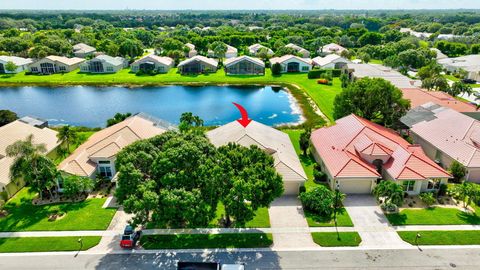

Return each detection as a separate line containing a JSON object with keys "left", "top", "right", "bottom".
{"left": 1, "top": 248, "right": 479, "bottom": 269}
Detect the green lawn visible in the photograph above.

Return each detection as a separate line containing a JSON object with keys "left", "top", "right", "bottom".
{"left": 311, "top": 232, "right": 361, "bottom": 247}
{"left": 444, "top": 74, "right": 461, "bottom": 82}
{"left": 398, "top": 231, "right": 480, "bottom": 245}
{"left": 141, "top": 233, "right": 273, "bottom": 249}
{"left": 387, "top": 207, "right": 480, "bottom": 226}
{"left": 0, "top": 68, "right": 342, "bottom": 123}
{"left": 0, "top": 236, "right": 101, "bottom": 253}
{"left": 0, "top": 188, "right": 117, "bottom": 232}
{"left": 47, "top": 131, "right": 96, "bottom": 165}
{"left": 210, "top": 203, "right": 270, "bottom": 228}
{"left": 284, "top": 130, "right": 318, "bottom": 191}
{"left": 304, "top": 208, "right": 354, "bottom": 227}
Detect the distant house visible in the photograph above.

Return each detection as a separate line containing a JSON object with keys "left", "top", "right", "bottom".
{"left": 73, "top": 43, "right": 96, "bottom": 58}
{"left": 207, "top": 120, "right": 307, "bottom": 195}
{"left": 208, "top": 44, "right": 238, "bottom": 59}
{"left": 438, "top": 55, "right": 480, "bottom": 82}
{"left": 0, "top": 118, "right": 59, "bottom": 199}
{"left": 0, "top": 56, "right": 33, "bottom": 74}
{"left": 345, "top": 63, "right": 421, "bottom": 89}
{"left": 248, "top": 44, "right": 274, "bottom": 57}
{"left": 401, "top": 88, "right": 478, "bottom": 115}
{"left": 310, "top": 114, "right": 450, "bottom": 194}
{"left": 270, "top": 55, "right": 312, "bottom": 73}
{"left": 320, "top": 43, "right": 348, "bottom": 55}
{"left": 224, "top": 56, "right": 265, "bottom": 75}
{"left": 177, "top": 55, "right": 218, "bottom": 74}
{"left": 431, "top": 48, "right": 448, "bottom": 60}
{"left": 28, "top": 56, "right": 85, "bottom": 74}
{"left": 285, "top": 43, "right": 310, "bottom": 58}
{"left": 401, "top": 103, "right": 480, "bottom": 183}
{"left": 80, "top": 55, "right": 128, "bottom": 74}
{"left": 130, "top": 55, "right": 174, "bottom": 73}
{"left": 58, "top": 113, "right": 175, "bottom": 181}
{"left": 312, "top": 54, "right": 350, "bottom": 69}
{"left": 185, "top": 43, "right": 198, "bottom": 58}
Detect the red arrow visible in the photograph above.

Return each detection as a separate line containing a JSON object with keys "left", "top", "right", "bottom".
{"left": 232, "top": 102, "right": 252, "bottom": 128}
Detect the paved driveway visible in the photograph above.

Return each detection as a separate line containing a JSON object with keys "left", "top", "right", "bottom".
{"left": 268, "top": 196, "right": 317, "bottom": 248}
{"left": 344, "top": 195, "right": 409, "bottom": 248}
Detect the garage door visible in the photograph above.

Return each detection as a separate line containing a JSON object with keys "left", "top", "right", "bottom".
{"left": 283, "top": 182, "right": 300, "bottom": 195}
{"left": 339, "top": 179, "right": 373, "bottom": 194}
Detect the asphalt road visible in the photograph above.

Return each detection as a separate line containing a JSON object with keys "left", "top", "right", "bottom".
{"left": 0, "top": 248, "right": 479, "bottom": 270}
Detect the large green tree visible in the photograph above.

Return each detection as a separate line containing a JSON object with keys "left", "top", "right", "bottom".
{"left": 333, "top": 77, "right": 410, "bottom": 128}
{"left": 0, "top": 110, "right": 18, "bottom": 127}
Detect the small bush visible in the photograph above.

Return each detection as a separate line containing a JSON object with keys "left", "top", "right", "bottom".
{"left": 438, "top": 183, "right": 448, "bottom": 196}
{"left": 313, "top": 170, "right": 327, "bottom": 182}
{"left": 331, "top": 69, "right": 342, "bottom": 77}
{"left": 299, "top": 186, "right": 306, "bottom": 194}
{"left": 271, "top": 63, "right": 282, "bottom": 75}
{"left": 300, "top": 186, "right": 336, "bottom": 217}
{"left": 308, "top": 70, "right": 323, "bottom": 79}
{"left": 420, "top": 192, "right": 436, "bottom": 207}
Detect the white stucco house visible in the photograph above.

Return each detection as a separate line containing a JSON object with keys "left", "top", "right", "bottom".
{"left": 285, "top": 43, "right": 310, "bottom": 58}
{"left": 73, "top": 43, "right": 97, "bottom": 58}
{"left": 248, "top": 44, "right": 274, "bottom": 57}
{"left": 270, "top": 55, "right": 312, "bottom": 73}
{"left": 311, "top": 54, "right": 351, "bottom": 69}
{"left": 0, "top": 56, "right": 33, "bottom": 73}
{"left": 79, "top": 55, "right": 128, "bottom": 74}
{"left": 130, "top": 55, "right": 175, "bottom": 73}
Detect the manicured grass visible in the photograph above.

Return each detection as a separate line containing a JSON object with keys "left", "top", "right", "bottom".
{"left": 210, "top": 203, "right": 270, "bottom": 228}
{"left": 0, "top": 188, "right": 117, "bottom": 232}
{"left": 0, "top": 69, "right": 341, "bottom": 123}
{"left": 386, "top": 207, "right": 480, "bottom": 226}
{"left": 48, "top": 131, "right": 96, "bottom": 165}
{"left": 304, "top": 208, "right": 354, "bottom": 227}
{"left": 398, "top": 231, "right": 480, "bottom": 245}
{"left": 311, "top": 232, "right": 361, "bottom": 247}
{"left": 141, "top": 233, "right": 273, "bottom": 249}
{"left": 444, "top": 74, "right": 461, "bottom": 82}
{"left": 284, "top": 130, "right": 318, "bottom": 191}
{"left": 0, "top": 236, "right": 101, "bottom": 253}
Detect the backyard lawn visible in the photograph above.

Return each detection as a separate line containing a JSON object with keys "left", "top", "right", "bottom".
{"left": 47, "top": 130, "right": 96, "bottom": 165}
{"left": 141, "top": 233, "right": 273, "bottom": 249}
{"left": 0, "top": 69, "right": 343, "bottom": 122}
{"left": 0, "top": 236, "right": 101, "bottom": 253}
{"left": 0, "top": 188, "right": 117, "bottom": 232}
{"left": 311, "top": 232, "right": 361, "bottom": 247}
{"left": 387, "top": 207, "right": 480, "bottom": 226}
{"left": 284, "top": 130, "right": 318, "bottom": 191}
{"left": 398, "top": 231, "right": 480, "bottom": 245}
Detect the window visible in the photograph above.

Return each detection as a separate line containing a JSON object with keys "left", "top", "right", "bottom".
{"left": 106, "top": 66, "right": 113, "bottom": 72}
{"left": 427, "top": 179, "right": 441, "bottom": 190}
{"left": 59, "top": 66, "right": 66, "bottom": 71}
{"left": 99, "top": 166, "right": 112, "bottom": 178}
{"left": 302, "top": 66, "right": 310, "bottom": 71}
{"left": 99, "top": 160, "right": 111, "bottom": 164}
{"left": 30, "top": 67, "right": 38, "bottom": 72}
{"left": 403, "top": 181, "right": 416, "bottom": 192}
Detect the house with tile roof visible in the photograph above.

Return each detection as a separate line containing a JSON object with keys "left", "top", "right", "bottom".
{"left": 0, "top": 56, "right": 33, "bottom": 73}
{"left": 401, "top": 103, "right": 480, "bottom": 183}
{"left": 80, "top": 55, "right": 128, "bottom": 74}
{"left": 285, "top": 43, "right": 310, "bottom": 58}
{"left": 208, "top": 44, "right": 238, "bottom": 59}
{"left": 438, "top": 54, "right": 480, "bottom": 82}
{"left": 320, "top": 43, "right": 348, "bottom": 55}
{"left": 177, "top": 55, "right": 218, "bottom": 74}
{"left": 401, "top": 88, "right": 478, "bottom": 115}
{"left": 270, "top": 55, "right": 312, "bottom": 73}
{"left": 207, "top": 120, "right": 307, "bottom": 195}
{"left": 248, "top": 44, "right": 274, "bottom": 57}
{"left": 28, "top": 56, "right": 85, "bottom": 74}
{"left": 73, "top": 43, "right": 96, "bottom": 58}
{"left": 58, "top": 113, "right": 175, "bottom": 181}
{"left": 345, "top": 63, "right": 421, "bottom": 89}
{"left": 185, "top": 43, "right": 198, "bottom": 58}
{"left": 0, "top": 118, "right": 59, "bottom": 198}
{"left": 224, "top": 56, "right": 265, "bottom": 75}
{"left": 130, "top": 55, "right": 174, "bottom": 74}
{"left": 312, "top": 54, "right": 350, "bottom": 69}
{"left": 310, "top": 114, "right": 450, "bottom": 194}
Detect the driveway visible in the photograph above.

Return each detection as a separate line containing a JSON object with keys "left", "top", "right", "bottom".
{"left": 344, "top": 195, "right": 408, "bottom": 248}
{"left": 268, "top": 196, "right": 317, "bottom": 248}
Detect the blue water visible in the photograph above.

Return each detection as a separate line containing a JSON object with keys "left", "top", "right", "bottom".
{"left": 0, "top": 85, "right": 302, "bottom": 127}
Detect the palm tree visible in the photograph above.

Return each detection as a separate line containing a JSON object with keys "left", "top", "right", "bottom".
{"left": 6, "top": 135, "right": 58, "bottom": 200}
{"left": 56, "top": 125, "right": 77, "bottom": 156}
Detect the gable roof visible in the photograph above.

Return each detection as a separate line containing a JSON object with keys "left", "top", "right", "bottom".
{"left": 58, "top": 113, "right": 174, "bottom": 177}
{"left": 0, "top": 120, "right": 59, "bottom": 188}
{"left": 347, "top": 63, "right": 421, "bottom": 89}
{"left": 89, "top": 55, "right": 125, "bottom": 66}
{"left": 312, "top": 54, "right": 350, "bottom": 67}
{"left": 132, "top": 55, "right": 174, "bottom": 66}
{"left": 224, "top": 56, "right": 265, "bottom": 67}
{"left": 311, "top": 114, "right": 450, "bottom": 180}
{"left": 402, "top": 103, "right": 480, "bottom": 168}
{"left": 73, "top": 43, "right": 96, "bottom": 54}
{"left": 270, "top": 55, "right": 312, "bottom": 66}
{"left": 0, "top": 56, "right": 32, "bottom": 66}
{"left": 178, "top": 55, "right": 218, "bottom": 68}
{"left": 207, "top": 121, "right": 307, "bottom": 182}
{"left": 44, "top": 55, "right": 85, "bottom": 66}
{"left": 401, "top": 88, "right": 478, "bottom": 113}
{"left": 322, "top": 43, "right": 347, "bottom": 53}
{"left": 285, "top": 43, "right": 309, "bottom": 54}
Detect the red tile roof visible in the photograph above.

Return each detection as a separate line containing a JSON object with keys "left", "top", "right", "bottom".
{"left": 401, "top": 88, "right": 478, "bottom": 113}
{"left": 310, "top": 114, "right": 450, "bottom": 180}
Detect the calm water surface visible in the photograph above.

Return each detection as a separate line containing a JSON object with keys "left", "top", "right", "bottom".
{"left": 0, "top": 85, "right": 302, "bottom": 127}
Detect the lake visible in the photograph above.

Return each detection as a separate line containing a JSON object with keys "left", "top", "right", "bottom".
{"left": 0, "top": 85, "right": 303, "bottom": 127}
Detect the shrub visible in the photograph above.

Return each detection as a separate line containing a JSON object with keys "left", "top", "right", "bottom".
{"left": 308, "top": 70, "right": 323, "bottom": 79}
{"left": 299, "top": 185, "right": 344, "bottom": 217}
{"left": 63, "top": 175, "right": 94, "bottom": 199}
{"left": 373, "top": 181, "right": 404, "bottom": 207}
{"left": 438, "top": 183, "right": 448, "bottom": 196}
{"left": 331, "top": 69, "right": 342, "bottom": 77}
{"left": 419, "top": 192, "right": 436, "bottom": 207}
{"left": 313, "top": 169, "right": 327, "bottom": 182}
{"left": 449, "top": 161, "right": 467, "bottom": 183}
{"left": 299, "top": 186, "right": 306, "bottom": 194}
{"left": 317, "top": 79, "right": 329, "bottom": 85}
{"left": 271, "top": 63, "right": 282, "bottom": 75}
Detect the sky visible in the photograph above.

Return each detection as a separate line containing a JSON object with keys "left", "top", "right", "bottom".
{"left": 1, "top": 0, "right": 480, "bottom": 10}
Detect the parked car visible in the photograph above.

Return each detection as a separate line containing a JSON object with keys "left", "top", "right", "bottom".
{"left": 462, "top": 78, "right": 477, "bottom": 84}
{"left": 120, "top": 228, "right": 142, "bottom": 249}
{"left": 177, "top": 262, "right": 245, "bottom": 270}
{"left": 124, "top": 224, "right": 134, "bottom": 235}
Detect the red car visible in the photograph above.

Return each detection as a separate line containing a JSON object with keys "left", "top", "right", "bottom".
{"left": 120, "top": 230, "right": 141, "bottom": 249}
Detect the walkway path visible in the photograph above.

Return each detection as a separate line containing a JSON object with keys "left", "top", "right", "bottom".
{"left": 344, "top": 195, "right": 409, "bottom": 248}
{"left": 268, "top": 196, "right": 317, "bottom": 248}
{"left": 89, "top": 207, "right": 133, "bottom": 253}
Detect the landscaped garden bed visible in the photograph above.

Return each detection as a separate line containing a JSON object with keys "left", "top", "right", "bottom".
{"left": 398, "top": 231, "right": 480, "bottom": 245}
{"left": 140, "top": 233, "right": 273, "bottom": 249}
{"left": 311, "top": 232, "right": 362, "bottom": 247}
{"left": 0, "top": 236, "right": 101, "bottom": 253}
{"left": 0, "top": 188, "right": 117, "bottom": 232}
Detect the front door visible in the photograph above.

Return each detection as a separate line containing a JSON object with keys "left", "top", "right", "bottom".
{"left": 287, "top": 62, "right": 300, "bottom": 73}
